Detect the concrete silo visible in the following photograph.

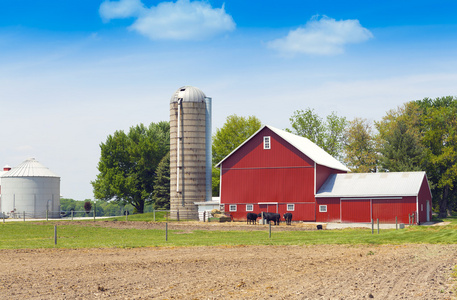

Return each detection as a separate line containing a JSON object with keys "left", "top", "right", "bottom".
{"left": 1, "top": 158, "right": 60, "bottom": 218}
{"left": 170, "top": 86, "right": 212, "bottom": 220}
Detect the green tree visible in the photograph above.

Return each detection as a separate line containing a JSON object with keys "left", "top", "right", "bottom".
{"left": 343, "top": 118, "right": 377, "bottom": 173}
{"left": 288, "top": 108, "right": 347, "bottom": 161}
{"left": 212, "top": 115, "right": 262, "bottom": 195}
{"left": 419, "top": 97, "right": 457, "bottom": 217}
{"left": 92, "top": 121, "right": 170, "bottom": 213}
{"left": 376, "top": 118, "right": 425, "bottom": 172}
{"left": 212, "top": 114, "right": 262, "bottom": 165}
{"left": 152, "top": 152, "right": 170, "bottom": 210}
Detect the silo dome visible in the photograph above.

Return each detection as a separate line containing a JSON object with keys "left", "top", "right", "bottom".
{"left": 1, "top": 158, "right": 60, "bottom": 218}
{"left": 170, "top": 86, "right": 206, "bottom": 103}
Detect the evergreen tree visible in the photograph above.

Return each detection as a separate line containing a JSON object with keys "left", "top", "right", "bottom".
{"left": 152, "top": 152, "right": 170, "bottom": 210}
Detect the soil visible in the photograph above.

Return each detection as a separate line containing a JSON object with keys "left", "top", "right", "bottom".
{"left": 1, "top": 221, "right": 456, "bottom": 299}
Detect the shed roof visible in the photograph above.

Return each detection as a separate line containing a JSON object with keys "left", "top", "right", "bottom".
{"left": 1, "top": 158, "right": 59, "bottom": 178}
{"left": 316, "top": 171, "right": 427, "bottom": 198}
{"left": 216, "top": 125, "right": 349, "bottom": 172}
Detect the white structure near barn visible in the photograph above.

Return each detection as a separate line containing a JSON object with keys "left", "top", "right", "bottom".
{"left": 1, "top": 158, "right": 60, "bottom": 218}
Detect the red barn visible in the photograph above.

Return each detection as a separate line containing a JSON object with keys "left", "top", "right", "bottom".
{"left": 216, "top": 125, "right": 432, "bottom": 224}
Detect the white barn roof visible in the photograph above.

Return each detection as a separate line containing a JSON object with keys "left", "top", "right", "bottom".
{"left": 316, "top": 171, "right": 427, "bottom": 198}
{"left": 1, "top": 158, "right": 59, "bottom": 178}
{"left": 216, "top": 125, "right": 349, "bottom": 172}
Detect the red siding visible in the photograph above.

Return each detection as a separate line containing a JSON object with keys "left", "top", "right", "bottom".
{"left": 417, "top": 176, "right": 432, "bottom": 223}
{"left": 341, "top": 199, "right": 371, "bottom": 222}
{"left": 316, "top": 198, "right": 340, "bottom": 222}
{"left": 372, "top": 198, "right": 416, "bottom": 224}
{"left": 220, "top": 127, "right": 318, "bottom": 221}
{"left": 222, "top": 128, "right": 314, "bottom": 169}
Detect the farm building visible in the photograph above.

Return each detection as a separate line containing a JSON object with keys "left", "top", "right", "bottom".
{"left": 0, "top": 158, "right": 61, "bottom": 218}
{"left": 216, "top": 125, "right": 432, "bottom": 224}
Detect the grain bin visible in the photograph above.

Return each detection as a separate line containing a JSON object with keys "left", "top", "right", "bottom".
{"left": 170, "top": 86, "right": 212, "bottom": 220}
{"left": 1, "top": 158, "right": 60, "bottom": 218}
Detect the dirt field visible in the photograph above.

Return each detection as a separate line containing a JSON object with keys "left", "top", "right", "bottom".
{"left": 1, "top": 221, "right": 456, "bottom": 299}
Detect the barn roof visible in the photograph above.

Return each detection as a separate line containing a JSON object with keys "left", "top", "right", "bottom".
{"left": 215, "top": 125, "right": 349, "bottom": 172}
{"left": 316, "top": 171, "right": 427, "bottom": 198}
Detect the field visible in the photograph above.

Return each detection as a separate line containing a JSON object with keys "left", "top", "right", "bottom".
{"left": 1, "top": 218, "right": 457, "bottom": 299}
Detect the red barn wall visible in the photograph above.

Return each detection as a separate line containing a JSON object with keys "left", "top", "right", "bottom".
{"left": 417, "top": 176, "right": 432, "bottom": 223}
{"left": 220, "top": 127, "right": 316, "bottom": 221}
{"left": 315, "top": 198, "right": 340, "bottom": 222}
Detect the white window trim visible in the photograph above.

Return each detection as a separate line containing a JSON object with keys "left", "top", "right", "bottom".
{"left": 263, "top": 136, "right": 271, "bottom": 149}
{"left": 287, "top": 204, "right": 295, "bottom": 211}
{"left": 229, "top": 205, "right": 237, "bottom": 212}
{"left": 246, "top": 204, "right": 253, "bottom": 212}
{"left": 319, "top": 205, "right": 327, "bottom": 213}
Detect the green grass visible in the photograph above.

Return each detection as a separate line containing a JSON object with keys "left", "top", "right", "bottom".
{"left": 1, "top": 219, "right": 457, "bottom": 249}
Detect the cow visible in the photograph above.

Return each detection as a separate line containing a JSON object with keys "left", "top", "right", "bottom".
{"left": 258, "top": 212, "right": 281, "bottom": 225}
{"left": 246, "top": 212, "right": 258, "bottom": 225}
{"left": 283, "top": 213, "right": 292, "bottom": 225}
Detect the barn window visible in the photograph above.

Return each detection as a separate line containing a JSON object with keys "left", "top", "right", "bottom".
{"left": 287, "top": 204, "right": 295, "bottom": 211}
{"left": 319, "top": 205, "right": 327, "bottom": 212}
{"left": 246, "top": 204, "right": 253, "bottom": 211}
{"left": 263, "top": 136, "right": 271, "bottom": 149}
{"left": 229, "top": 205, "right": 237, "bottom": 212}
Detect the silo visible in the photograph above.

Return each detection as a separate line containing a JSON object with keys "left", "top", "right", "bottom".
{"left": 1, "top": 158, "right": 60, "bottom": 218}
{"left": 170, "top": 86, "right": 212, "bottom": 220}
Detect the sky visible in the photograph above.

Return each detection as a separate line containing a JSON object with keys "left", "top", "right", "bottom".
{"left": 1, "top": 0, "right": 457, "bottom": 200}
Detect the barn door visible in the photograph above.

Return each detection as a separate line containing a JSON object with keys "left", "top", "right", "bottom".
{"left": 341, "top": 199, "right": 371, "bottom": 223}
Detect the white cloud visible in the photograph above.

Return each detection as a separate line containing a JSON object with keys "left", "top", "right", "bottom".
{"left": 99, "top": 0, "right": 236, "bottom": 40}
{"left": 99, "top": 0, "right": 145, "bottom": 21}
{"left": 268, "top": 15, "right": 373, "bottom": 56}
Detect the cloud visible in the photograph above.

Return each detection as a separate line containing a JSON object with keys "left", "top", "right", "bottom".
{"left": 268, "top": 15, "right": 373, "bottom": 56}
{"left": 99, "top": 0, "right": 236, "bottom": 40}
{"left": 99, "top": 0, "right": 145, "bottom": 21}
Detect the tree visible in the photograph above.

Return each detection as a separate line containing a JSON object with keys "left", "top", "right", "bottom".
{"left": 288, "top": 108, "right": 347, "bottom": 161}
{"left": 92, "top": 121, "right": 170, "bottom": 213}
{"left": 212, "top": 115, "right": 262, "bottom": 195}
{"left": 418, "top": 97, "right": 457, "bottom": 217}
{"left": 212, "top": 115, "right": 262, "bottom": 165}
{"left": 152, "top": 152, "right": 170, "bottom": 210}
{"left": 343, "top": 118, "right": 377, "bottom": 173}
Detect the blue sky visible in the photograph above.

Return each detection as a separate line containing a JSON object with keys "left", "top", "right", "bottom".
{"left": 1, "top": 0, "right": 457, "bottom": 201}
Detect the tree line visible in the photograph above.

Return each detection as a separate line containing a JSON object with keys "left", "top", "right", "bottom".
{"left": 91, "top": 96, "right": 457, "bottom": 218}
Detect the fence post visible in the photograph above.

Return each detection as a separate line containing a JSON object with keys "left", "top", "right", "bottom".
{"left": 46, "top": 209, "right": 49, "bottom": 221}
{"left": 371, "top": 218, "right": 374, "bottom": 234}
{"left": 261, "top": 212, "right": 264, "bottom": 225}
{"left": 23, "top": 211, "right": 26, "bottom": 222}
{"left": 396, "top": 216, "right": 398, "bottom": 230}
{"left": 377, "top": 218, "right": 379, "bottom": 234}
{"left": 177, "top": 209, "right": 180, "bottom": 221}
{"left": 71, "top": 210, "right": 74, "bottom": 221}
{"left": 165, "top": 222, "right": 168, "bottom": 241}
{"left": 2, "top": 212, "right": 4, "bottom": 223}
{"left": 203, "top": 211, "right": 206, "bottom": 222}
{"left": 153, "top": 208, "right": 156, "bottom": 222}
{"left": 54, "top": 225, "right": 57, "bottom": 245}
{"left": 269, "top": 222, "right": 271, "bottom": 238}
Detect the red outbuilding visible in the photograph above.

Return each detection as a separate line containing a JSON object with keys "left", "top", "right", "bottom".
{"left": 216, "top": 125, "right": 432, "bottom": 224}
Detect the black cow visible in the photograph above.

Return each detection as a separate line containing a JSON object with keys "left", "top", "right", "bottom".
{"left": 283, "top": 213, "right": 293, "bottom": 225}
{"left": 246, "top": 213, "right": 258, "bottom": 225}
{"left": 258, "top": 212, "right": 281, "bottom": 225}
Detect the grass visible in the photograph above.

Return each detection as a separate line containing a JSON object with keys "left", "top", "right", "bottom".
{"left": 1, "top": 216, "right": 457, "bottom": 249}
